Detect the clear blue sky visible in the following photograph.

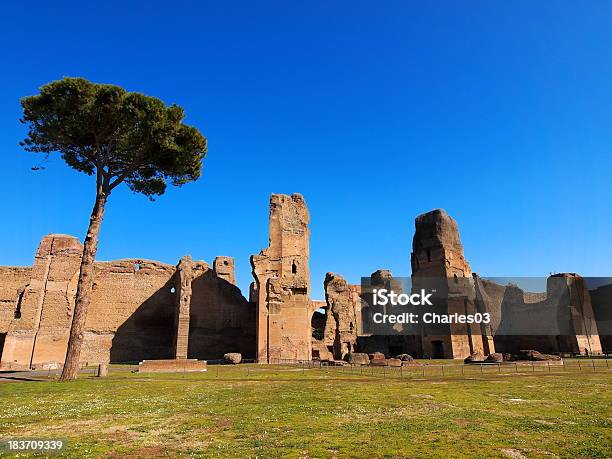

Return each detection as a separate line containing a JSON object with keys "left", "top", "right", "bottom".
{"left": 1, "top": 1, "right": 611, "bottom": 299}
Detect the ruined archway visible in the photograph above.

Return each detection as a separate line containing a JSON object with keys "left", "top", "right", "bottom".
{"left": 431, "top": 340, "right": 444, "bottom": 359}
{"left": 311, "top": 308, "right": 325, "bottom": 341}
{"left": 310, "top": 306, "right": 333, "bottom": 360}
{"left": 0, "top": 333, "right": 5, "bottom": 362}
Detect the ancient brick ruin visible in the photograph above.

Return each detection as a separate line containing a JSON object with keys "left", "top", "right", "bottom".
{"left": 250, "top": 193, "right": 316, "bottom": 363}
{"left": 476, "top": 273, "right": 603, "bottom": 356}
{"left": 310, "top": 273, "right": 360, "bottom": 362}
{"left": 313, "top": 208, "right": 606, "bottom": 360}
{"left": 410, "top": 209, "right": 492, "bottom": 358}
{"left": 0, "top": 235, "right": 255, "bottom": 369}
{"left": 0, "top": 194, "right": 608, "bottom": 369}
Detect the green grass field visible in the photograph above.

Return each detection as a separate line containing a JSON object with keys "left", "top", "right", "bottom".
{"left": 0, "top": 362, "right": 610, "bottom": 458}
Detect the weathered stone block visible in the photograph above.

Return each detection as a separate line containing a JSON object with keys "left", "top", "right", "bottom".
{"left": 346, "top": 353, "right": 370, "bottom": 365}
{"left": 485, "top": 352, "right": 503, "bottom": 363}
{"left": 224, "top": 353, "right": 242, "bottom": 364}
{"left": 464, "top": 352, "right": 485, "bottom": 363}
{"left": 369, "top": 352, "right": 385, "bottom": 361}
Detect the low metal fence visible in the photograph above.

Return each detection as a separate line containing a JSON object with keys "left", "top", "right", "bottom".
{"left": 262, "top": 357, "right": 611, "bottom": 379}
{"left": 49, "top": 357, "right": 609, "bottom": 381}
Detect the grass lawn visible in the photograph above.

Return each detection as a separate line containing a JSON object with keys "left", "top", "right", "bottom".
{"left": 0, "top": 363, "right": 610, "bottom": 458}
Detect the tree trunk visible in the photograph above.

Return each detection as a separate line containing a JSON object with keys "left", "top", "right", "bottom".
{"left": 60, "top": 190, "right": 107, "bottom": 381}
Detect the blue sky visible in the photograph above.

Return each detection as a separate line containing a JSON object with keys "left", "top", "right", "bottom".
{"left": 1, "top": 1, "right": 611, "bottom": 299}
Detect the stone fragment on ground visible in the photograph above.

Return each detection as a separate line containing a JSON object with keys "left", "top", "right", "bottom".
{"left": 224, "top": 353, "right": 242, "bottom": 364}
{"left": 346, "top": 353, "right": 370, "bottom": 365}
{"left": 464, "top": 352, "right": 485, "bottom": 363}
{"left": 369, "top": 352, "right": 385, "bottom": 361}
{"left": 485, "top": 353, "right": 503, "bottom": 363}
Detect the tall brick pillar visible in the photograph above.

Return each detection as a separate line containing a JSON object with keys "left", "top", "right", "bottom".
{"left": 251, "top": 194, "right": 312, "bottom": 363}
{"left": 173, "top": 256, "right": 193, "bottom": 359}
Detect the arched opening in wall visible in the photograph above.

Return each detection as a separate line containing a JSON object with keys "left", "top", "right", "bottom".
{"left": 292, "top": 260, "right": 297, "bottom": 274}
{"left": 0, "top": 333, "right": 5, "bottom": 362}
{"left": 431, "top": 340, "right": 444, "bottom": 359}
{"left": 389, "top": 344, "right": 402, "bottom": 356}
{"left": 14, "top": 288, "right": 25, "bottom": 319}
{"left": 311, "top": 309, "right": 325, "bottom": 341}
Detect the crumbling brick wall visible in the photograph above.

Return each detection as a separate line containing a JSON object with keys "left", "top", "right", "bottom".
{"left": 0, "top": 266, "right": 32, "bottom": 362}
{"left": 321, "top": 272, "right": 358, "bottom": 360}
{"left": 91, "top": 259, "right": 177, "bottom": 363}
{"left": 490, "top": 274, "right": 603, "bottom": 356}
{"left": 591, "top": 283, "right": 612, "bottom": 353}
{"left": 0, "top": 267, "right": 32, "bottom": 333}
{"left": 1, "top": 235, "right": 82, "bottom": 369}
{"left": 188, "top": 258, "right": 255, "bottom": 360}
{"left": 0, "top": 234, "right": 255, "bottom": 369}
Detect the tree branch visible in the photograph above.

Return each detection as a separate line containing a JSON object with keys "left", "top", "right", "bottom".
{"left": 107, "top": 162, "right": 143, "bottom": 190}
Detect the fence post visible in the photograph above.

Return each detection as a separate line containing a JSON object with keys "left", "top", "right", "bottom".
{"left": 441, "top": 365, "right": 444, "bottom": 377}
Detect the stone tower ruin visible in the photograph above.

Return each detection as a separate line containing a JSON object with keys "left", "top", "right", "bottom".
{"left": 251, "top": 193, "right": 313, "bottom": 363}
{"left": 410, "top": 209, "right": 492, "bottom": 359}
{"left": 322, "top": 272, "right": 358, "bottom": 359}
